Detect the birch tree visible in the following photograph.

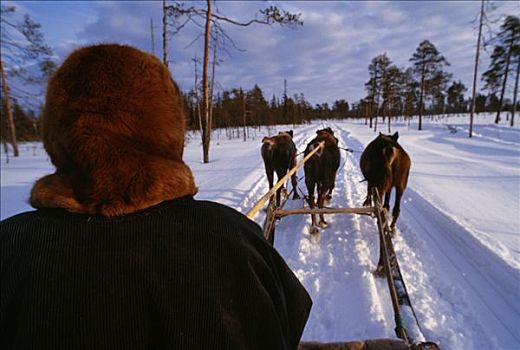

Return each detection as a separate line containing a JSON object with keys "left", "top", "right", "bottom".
{"left": 168, "top": 1, "right": 302, "bottom": 162}
{"left": 1, "top": 5, "right": 53, "bottom": 157}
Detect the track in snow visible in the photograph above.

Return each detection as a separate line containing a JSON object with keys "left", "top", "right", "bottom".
{"left": 396, "top": 188, "right": 520, "bottom": 349}
{"left": 274, "top": 124, "right": 397, "bottom": 342}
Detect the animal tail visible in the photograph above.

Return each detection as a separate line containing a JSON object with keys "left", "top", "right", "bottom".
{"left": 383, "top": 145, "right": 397, "bottom": 165}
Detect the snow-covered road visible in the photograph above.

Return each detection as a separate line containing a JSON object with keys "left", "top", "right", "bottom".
{"left": 2, "top": 114, "right": 519, "bottom": 349}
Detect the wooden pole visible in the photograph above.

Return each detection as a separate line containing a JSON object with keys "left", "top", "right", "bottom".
{"left": 263, "top": 205, "right": 277, "bottom": 243}
{"left": 275, "top": 207, "right": 374, "bottom": 218}
{"left": 246, "top": 141, "right": 324, "bottom": 219}
{"left": 373, "top": 188, "right": 409, "bottom": 343}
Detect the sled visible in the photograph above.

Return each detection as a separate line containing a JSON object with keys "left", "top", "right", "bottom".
{"left": 246, "top": 142, "right": 440, "bottom": 350}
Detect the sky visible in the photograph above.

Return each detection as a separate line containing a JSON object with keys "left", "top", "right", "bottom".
{"left": 3, "top": 0, "right": 519, "bottom": 106}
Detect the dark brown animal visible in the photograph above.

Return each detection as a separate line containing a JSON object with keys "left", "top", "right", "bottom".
{"left": 360, "top": 132, "right": 411, "bottom": 230}
{"left": 304, "top": 128, "right": 340, "bottom": 234}
{"left": 261, "top": 130, "right": 300, "bottom": 207}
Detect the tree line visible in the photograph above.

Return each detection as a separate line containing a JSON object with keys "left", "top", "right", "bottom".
{"left": 181, "top": 83, "right": 354, "bottom": 131}
{"left": 1, "top": 2, "right": 518, "bottom": 163}
{"left": 357, "top": 13, "right": 519, "bottom": 133}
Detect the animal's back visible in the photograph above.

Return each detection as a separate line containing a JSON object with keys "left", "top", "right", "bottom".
{"left": 263, "top": 134, "right": 296, "bottom": 171}
{"left": 360, "top": 137, "right": 388, "bottom": 186}
{"left": 261, "top": 141, "right": 274, "bottom": 163}
{"left": 304, "top": 133, "right": 340, "bottom": 182}
{"left": 274, "top": 136, "right": 296, "bottom": 165}
{"left": 392, "top": 145, "right": 411, "bottom": 187}
{"left": 360, "top": 132, "right": 411, "bottom": 188}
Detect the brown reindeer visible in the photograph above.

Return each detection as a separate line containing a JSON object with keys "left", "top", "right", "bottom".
{"left": 304, "top": 128, "right": 340, "bottom": 234}
{"left": 360, "top": 132, "right": 411, "bottom": 231}
{"left": 261, "top": 130, "right": 300, "bottom": 207}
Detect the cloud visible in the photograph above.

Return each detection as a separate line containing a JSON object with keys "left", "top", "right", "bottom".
{"left": 13, "top": 0, "right": 520, "bottom": 106}
{"left": 76, "top": 1, "right": 158, "bottom": 49}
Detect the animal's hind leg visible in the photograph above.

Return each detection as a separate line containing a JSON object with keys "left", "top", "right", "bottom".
{"left": 326, "top": 171, "right": 337, "bottom": 201}
{"left": 264, "top": 162, "right": 274, "bottom": 208}
{"left": 383, "top": 187, "right": 391, "bottom": 211}
{"left": 265, "top": 165, "right": 274, "bottom": 189}
{"left": 390, "top": 187, "right": 404, "bottom": 231}
{"left": 265, "top": 166, "right": 275, "bottom": 205}
{"left": 275, "top": 168, "right": 289, "bottom": 207}
{"left": 306, "top": 181, "right": 318, "bottom": 235}
{"left": 363, "top": 183, "right": 372, "bottom": 207}
{"left": 290, "top": 157, "right": 300, "bottom": 200}
{"left": 276, "top": 188, "right": 282, "bottom": 208}
{"left": 317, "top": 186, "right": 328, "bottom": 228}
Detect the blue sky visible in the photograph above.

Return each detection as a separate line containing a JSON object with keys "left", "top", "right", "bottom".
{"left": 4, "top": 0, "right": 519, "bottom": 106}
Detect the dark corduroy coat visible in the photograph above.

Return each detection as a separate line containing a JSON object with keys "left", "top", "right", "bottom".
{"left": 1, "top": 196, "right": 312, "bottom": 350}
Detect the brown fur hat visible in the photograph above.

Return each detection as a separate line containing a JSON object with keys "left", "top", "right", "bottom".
{"left": 30, "top": 44, "right": 197, "bottom": 216}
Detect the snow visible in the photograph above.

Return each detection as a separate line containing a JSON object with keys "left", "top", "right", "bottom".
{"left": 1, "top": 113, "right": 519, "bottom": 349}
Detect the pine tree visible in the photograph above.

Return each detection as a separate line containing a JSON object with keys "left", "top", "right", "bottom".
{"left": 402, "top": 68, "right": 419, "bottom": 120}
{"left": 482, "top": 46, "right": 507, "bottom": 94}
{"left": 409, "top": 40, "right": 450, "bottom": 130}
{"left": 367, "top": 53, "right": 391, "bottom": 131}
{"left": 491, "top": 15, "right": 519, "bottom": 124}
{"left": 482, "top": 16, "right": 520, "bottom": 123}
{"left": 382, "top": 65, "right": 403, "bottom": 131}
{"left": 447, "top": 81, "right": 467, "bottom": 114}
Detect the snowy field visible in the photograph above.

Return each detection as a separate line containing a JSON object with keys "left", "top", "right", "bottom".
{"left": 1, "top": 113, "right": 519, "bottom": 349}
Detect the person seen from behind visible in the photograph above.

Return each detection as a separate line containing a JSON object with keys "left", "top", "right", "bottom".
{"left": 0, "top": 44, "right": 312, "bottom": 350}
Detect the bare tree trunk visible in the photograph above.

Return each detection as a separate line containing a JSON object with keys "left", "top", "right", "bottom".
{"left": 382, "top": 101, "right": 386, "bottom": 123}
{"left": 150, "top": 18, "right": 156, "bottom": 57}
{"left": 193, "top": 56, "right": 203, "bottom": 137}
{"left": 495, "top": 38, "right": 514, "bottom": 124}
{"left": 370, "top": 78, "right": 376, "bottom": 129}
{"left": 2, "top": 137, "right": 9, "bottom": 164}
{"left": 418, "top": 63, "right": 426, "bottom": 131}
{"left": 162, "top": 0, "right": 168, "bottom": 67}
{"left": 0, "top": 58, "right": 19, "bottom": 157}
{"left": 201, "top": 0, "right": 212, "bottom": 163}
{"left": 209, "top": 30, "right": 217, "bottom": 131}
{"left": 374, "top": 91, "right": 380, "bottom": 132}
{"left": 388, "top": 99, "right": 392, "bottom": 133}
{"left": 241, "top": 88, "right": 247, "bottom": 142}
{"left": 468, "top": 0, "right": 483, "bottom": 138}
{"left": 511, "top": 59, "right": 519, "bottom": 127}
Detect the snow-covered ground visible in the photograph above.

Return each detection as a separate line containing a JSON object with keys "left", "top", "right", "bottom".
{"left": 1, "top": 113, "right": 519, "bottom": 349}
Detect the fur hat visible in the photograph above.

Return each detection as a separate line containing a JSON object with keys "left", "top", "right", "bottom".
{"left": 30, "top": 44, "right": 197, "bottom": 216}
